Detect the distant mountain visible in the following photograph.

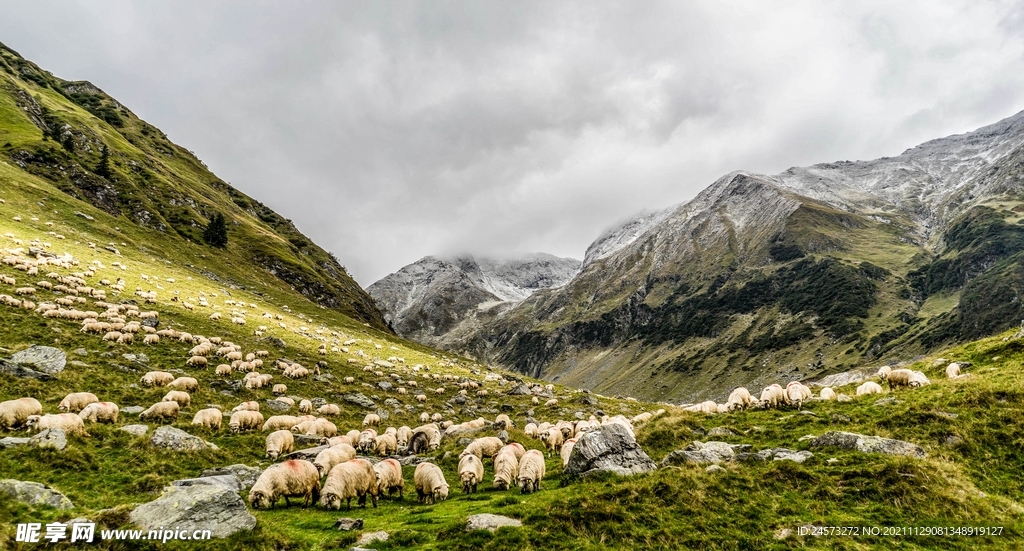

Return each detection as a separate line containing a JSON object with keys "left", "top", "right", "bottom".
{"left": 0, "top": 41, "right": 388, "bottom": 329}
{"left": 439, "top": 110, "right": 1024, "bottom": 401}
{"left": 367, "top": 254, "right": 581, "bottom": 350}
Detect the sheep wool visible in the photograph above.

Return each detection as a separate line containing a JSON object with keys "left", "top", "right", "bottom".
{"left": 373, "top": 458, "right": 404, "bottom": 498}
{"left": 492, "top": 447, "right": 519, "bottom": 491}
{"left": 517, "top": 449, "right": 546, "bottom": 494}
{"left": 191, "top": 408, "right": 223, "bottom": 430}
{"left": 248, "top": 459, "right": 321, "bottom": 509}
{"left": 78, "top": 402, "right": 119, "bottom": 424}
{"left": 413, "top": 462, "right": 449, "bottom": 505}
{"left": 458, "top": 454, "right": 484, "bottom": 494}
{"left": 265, "top": 430, "right": 295, "bottom": 460}
{"left": 0, "top": 397, "right": 43, "bottom": 430}
{"left": 320, "top": 458, "right": 379, "bottom": 510}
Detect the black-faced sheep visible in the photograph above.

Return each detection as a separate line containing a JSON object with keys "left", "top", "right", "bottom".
{"left": 229, "top": 410, "right": 264, "bottom": 433}
{"left": 492, "top": 446, "right": 519, "bottom": 490}
{"left": 373, "top": 458, "right": 404, "bottom": 499}
{"left": 785, "top": 382, "right": 813, "bottom": 408}
{"left": 517, "top": 449, "right": 545, "bottom": 494}
{"left": 139, "top": 401, "right": 179, "bottom": 422}
{"left": 320, "top": 458, "right": 379, "bottom": 510}
{"left": 266, "top": 429, "right": 295, "bottom": 460}
{"left": 314, "top": 444, "right": 357, "bottom": 477}
{"left": 458, "top": 453, "right": 483, "bottom": 494}
{"left": 413, "top": 462, "right": 449, "bottom": 504}
{"left": 248, "top": 459, "right": 321, "bottom": 509}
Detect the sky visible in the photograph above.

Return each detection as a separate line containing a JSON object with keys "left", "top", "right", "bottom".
{"left": 2, "top": 1, "right": 1024, "bottom": 285}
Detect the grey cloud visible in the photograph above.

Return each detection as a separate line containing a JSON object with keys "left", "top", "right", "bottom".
{"left": 2, "top": 1, "right": 1023, "bottom": 284}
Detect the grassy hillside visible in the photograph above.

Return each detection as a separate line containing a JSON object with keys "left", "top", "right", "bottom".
{"left": 0, "top": 41, "right": 386, "bottom": 329}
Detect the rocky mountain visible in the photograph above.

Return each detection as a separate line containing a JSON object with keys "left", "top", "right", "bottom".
{"left": 442, "top": 110, "right": 1024, "bottom": 401}
{"left": 0, "top": 41, "right": 388, "bottom": 329}
{"left": 367, "top": 253, "right": 581, "bottom": 349}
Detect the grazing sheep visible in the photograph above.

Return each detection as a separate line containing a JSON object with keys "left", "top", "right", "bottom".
{"left": 191, "top": 408, "right": 223, "bottom": 430}
{"left": 758, "top": 384, "right": 787, "bottom": 409}
{"left": 909, "top": 370, "right": 931, "bottom": 387}
{"left": 26, "top": 413, "right": 88, "bottom": 436}
{"left": 298, "top": 400, "right": 313, "bottom": 414}
{"left": 857, "top": 381, "right": 884, "bottom": 396}
{"left": 141, "top": 371, "right": 175, "bottom": 387}
{"left": 415, "top": 394, "right": 427, "bottom": 402}
{"left": 168, "top": 377, "right": 199, "bottom": 392}
{"left": 396, "top": 426, "right": 413, "bottom": 449}
{"left": 544, "top": 398, "right": 558, "bottom": 407}
{"left": 726, "top": 387, "right": 755, "bottom": 411}
{"left": 266, "top": 430, "right": 295, "bottom": 460}
{"left": 492, "top": 446, "right": 519, "bottom": 490}
{"left": 373, "top": 458, "right": 404, "bottom": 498}
{"left": 494, "top": 414, "right": 514, "bottom": 429}
{"left": 947, "top": 362, "right": 963, "bottom": 379}
{"left": 458, "top": 453, "right": 484, "bottom": 494}
{"left": 362, "top": 413, "right": 380, "bottom": 427}
{"left": 0, "top": 398, "right": 43, "bottom": 430}
{"left": 229, "top": 410, "right": 264, "bottom": 433}
{"left": 560, "top": 438, "right": 578, "bottom": 468}
{"left": 524, "top": 422, "right": 538, "bottom": 438}
{"left": 272, "top": 384, "right": 287, "bottom": 395}
{"left": 139, "top": 401, "right": 180, "bottom": 422}
{"left": 185, "top": 356, "right": 208, "bottom": 368}
{"left": 374, "top": 433, "right": 398, "bottom": 456}
{"left": 319, "top": 404, "right": 341, "bottom": 416}
{"left": 819, "top": 387, "right": 837, "bottom": 401}
{"left": 262, "top": 415, "right": 301, "bottom": 431}
{"left": 541, "top": 428, "right": 565, "bottom": 457}
{"left": 460, "top": 436, "right": 504, "bottom": 460}
{"left": 162, "top": 390, "right": 191, "bottom": 409}
{"left": 248, "top": 459, "right": 321, "bottom": 509}
{"left": 320, "top": 458, "right": 379, "bottom": 510}
{"left": 143, "top": 334, "right": 160, "bottom": 345}
{"left": 305, "top": 418, "right": 338, "bottom": 438}
{"left": 232, "top": 401, "right": 260, "bottom": 412}
{"left": 517, "top": 449, "right": 545, "bottom": 494}
{"left": 78, "top": 402, "right": 119, "bottom": 424}
{"left": 58, "top": 392, "right": 99, "bottom": 413}
{"left": 632, "top": 412, "right": 653, "bottom": 424}
{"left": 877, "top": 366, "right": 892, "bottom": 378}
{"left": 413, "top": 462, "right": 449, "bottom": 504}
{"left": 314, "top": 444, "right": 358, "bottom": 477}
{"left": 786, "top": 382, "right": 813, "bottom": 408}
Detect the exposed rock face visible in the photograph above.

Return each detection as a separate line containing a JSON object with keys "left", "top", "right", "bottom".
{"left": 0, "top": 479, "right": 74, "bottom": 509}
{"left": 809, "top": 431, "right": 926, "bottom": 458}
{"left": 661, "top": 441, "right": 751, "bottom": 466}
{"left": 343, "top": 393, "right": 376, "bottom": 409}
{"left": 466, "top": 513, "right": 523, "bottom": 532}
{"left": 150, "top": 426, "right": 216, "bottom": 451}
{"left": 129, "top": 484, "right": 256, "bottom": 538}
{"left": 29, "top": 428, "right": 67, "bottom": 451}
{"left": 0, "top": 437, "right": 30, "bottom": 449}
{"left": 199, "top": 464, "right": 262, "bottom": 491}
{"left": 11, "top": 345, "right": 67, "bottom": 374}
{"left": 368, "top": 253, "right": 580, "bottom": 349}
{"left": 564, "top": 423, "right": 656, "bottom": 479}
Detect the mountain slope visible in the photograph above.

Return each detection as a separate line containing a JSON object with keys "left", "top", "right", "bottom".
{"left": 455, "top": 110, "right": 1024, "bottom": 401}
{"left": 367, "top": 253, "right": 580, "bottom": 350}
{"left": 0, "top": 41, "right": 387, "bottom": 330}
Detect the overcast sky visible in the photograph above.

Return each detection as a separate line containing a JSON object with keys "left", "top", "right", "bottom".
{"left": 3, "top": 1, "right": 1024, "bottom": 284}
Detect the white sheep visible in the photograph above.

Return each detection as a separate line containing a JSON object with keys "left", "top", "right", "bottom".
{"left": 320, "top": 458, "right": 379, "bottom": 510}
{"left": 413, "top": 462, "right": 449, "bottom": 505}
{"left": 168, "top": 377, "right": 199, "bottom": 392}
{"left": 856, "top": 381, "right": 884, "bottom": 396}
{"left": 232, "top": 401, "right": 260, "bottom": 412}
{"left": 946, "top": 362, "right": 963, "bottom": 379}
{"left": 460, "top": 436, "right": 504, "bottom": 460}
{"left": 305, "top": 418, "right": 338, "bottom": 438}
{"left": 314, "top": 444, "right": 358, "bottom": 477}
{"left": 141, "top": 371, "right": 174, "bottom": 387}
{"left": 161, "top": 390, "right": 191, "bottom": 408}
{"left": 374, "top": 433, "right": 398, "bottom": 456}
{"left": 726, "top": 387, "right": 755, "bottom": 411}
{"left": 373, "top": 458, "right": 404, "bottom": 499}
{"left": 362, "top": 413, "right": 380, "bottom": 427}
{"left": 58, "top": 392, "right": 99, "bottom": 413}
{"left": 191, "top": 408, "right": 223, "bottom": 430}
{"left": 298, "top": 400, "right": 313, "bottom": 414}
{"left": 819, "top": 387, "right": 837, "bottom": 401}
{"left": 185, "top": 356, "right": 208, "bottom": 368}
{"left": 517, "top": 449, "right": 545, "bottom": 494}
{"left": 248, "top": 459, "right": 321, "bottom": 509}
{"left": 26, "top": 413, "right": 88, "bottom": 436}
{"left": 786, "top": 382, "right": 813, "bottom": 408}
{"left": 560, "top": 438, "right": 578, "bottom": 468}
{"left": 266, "top": 429, "right": 295, "bottom": 460}
{"left": 139, "top": 401, "right": 179, "bottom": 422}
{"left": 758, "top": 384, "right": 786, "bottom": 409}
{"left": 229, "top": 410, "right": 264, "bottom": 433}
{"left": 319, "top": 404, "right": 341, "bottom": 417}
{"left": 492, "top": 446, "right": 519, "bottom": 490}
{"left": 0, "top": 397, "right": 43, "bottom": 430}
{"left": 262, "top": 415, "right": 301, "bottom": 431}
{"left": 78, "top": 402, "right": 119, "bottom": 424}
{"left": 458, "top": 453, "right": 484, "bottom": 494}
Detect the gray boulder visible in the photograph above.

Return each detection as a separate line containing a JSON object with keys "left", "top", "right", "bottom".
{"left": 466, "top": 513, "right": 523, "bottom": 532}
{"left": 661, "top": 441, "right": 751, "bottom": 466}
{"left": 200, "top": 464, "right": 262, "bottom": 491}
{"left": 564, "top": 423, "right": 656, "bottom": 479}
{"left": 129, "top": 484, "right": 256, "bottom": 538}
{"left": 809, "top": 431, "right": 926, "bottom": 458}
{"left": 294, "top": 434, "right": 328, "bottom": 447}
{"left": 736, "top": 448, "right": 814, "bottom": 463}
{"left": 576, "top": 394, "right": 598, "bottom": 406}
{"left": 122, "top": 406, "right": 145, "bottom": 415}
{"left": 29, "top": 428, "right": 67, "bottom": 451}
{"left": 505, "top": 383, "right": 532, "bottom": 396}
{"left": 11, "top": 345, "right": 67, "bottom": 374}
{"left": 357, "top": 531, "right": 389, "bottom": 546}
{"left": 377, "top": 381, "right": 393, "bottom": 392}
{"left": 120, "top": 424, "right": 149, "bottom": 436}
{"left": 707, "top": 427, "right": 735, "bottom": 437}
{"left": 0, "top": 437, "right": 30, "bottom": 449}
{"left": 264, "top": 399, "right": 292, "bottom": 413}
{"left": 335, "top": 517, "right": 364, "bottom": 531}
{"left": 284, "top": 445, "right": 328, "bottom": 461}
{"left": 342, "top": 393, "right": 376, "bottom": 409}
{"left": 0, "top": 358, "right": 56, "bottom": 381}
{"left": 0, "top": 479, "right": 73, "bottom": 509}
{"left": 173, "top": 475, "right": 242, "bottom": 493}
{"left": 150, "top": 426, "right": 216, "bottom": 451}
